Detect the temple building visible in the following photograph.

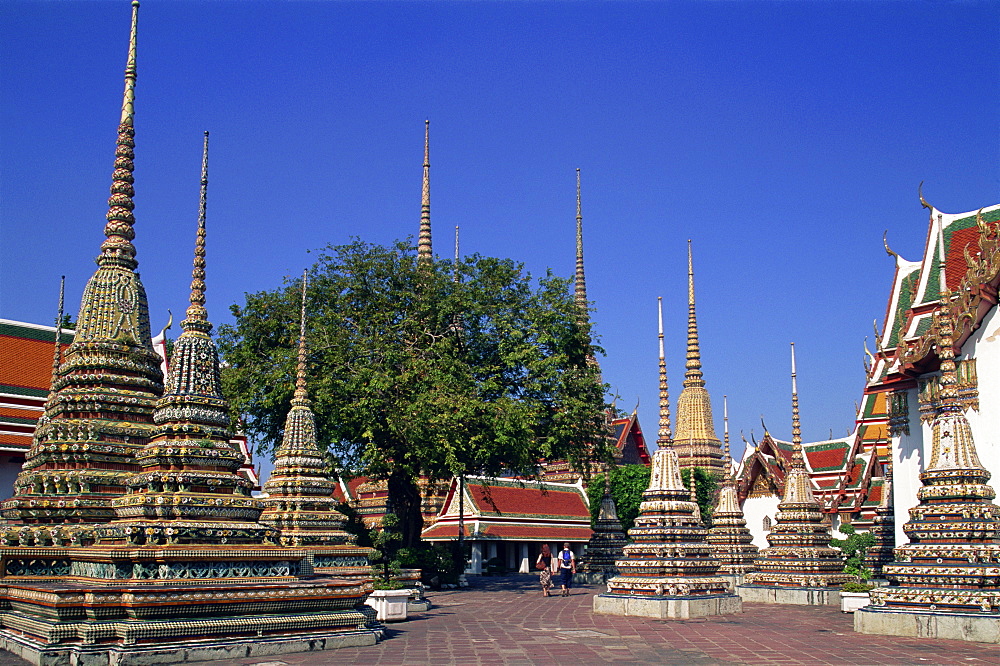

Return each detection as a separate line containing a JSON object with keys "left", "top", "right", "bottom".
{"left": 736, "top": 198, "right": 1000, "bottom": 582}
{"left": 420, "top": 476, "right": 593, "bottom": 575}
{"left": 856, "top": 202, "right": 1000, "bottom": 643}
{"left": 0, "top": 7, "right": 378, "bottom": 661}
{"left": 672, "top": 241, "right": 725, "bottom": 474}
{"left": 736, "top": 391, "right": 889, "bottom": 553}
{"left": 867, "top": 198, "right": 1000, "bottom": 543}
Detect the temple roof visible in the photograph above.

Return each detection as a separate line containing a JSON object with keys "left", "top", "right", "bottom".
{"left": 421, "top": 476, "right": 592, "bottom": 542}
{"left": 0, "top": 320, "right": 69, "bottom": 454}
{"left": 610, "top": 412, "right": 652, "bottom": 466}
{"left": 872, "top": 202, "right": 1000, "bottom": 384}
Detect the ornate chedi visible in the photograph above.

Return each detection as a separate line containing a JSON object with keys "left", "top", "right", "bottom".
{"left": 673, "top": 241, "right": 725, "bottom": 474}
{"left": 594, "top": 313, "right": 740, "bottom": 619}
{"left": 857, "top": 217, "right": 1000, "bottom": 643}
{"left": 577, "top": 470, "right": 628, "bottom": 584}
{"left": 0, "top": 2, "right": 163, "bottom": 532}
{"left": 706, "top": 396, "right": 759, "bottom": 582}
{"left": 865, "top": 465, "right": 896, "bottom": 579}
{"left": 740, "top": 344, "right": 853, "bottom": 603}
{"left": 0, "top": 8, "right": 380, "bottom": 662}
{"left": 594, "top": 446, "right": 741, "bottom": 618}
{"left": 96, "top": 131, "right": 274, "bottom": 548}
{"left": 260, "top": 272, "right": 370, "bottom": 574}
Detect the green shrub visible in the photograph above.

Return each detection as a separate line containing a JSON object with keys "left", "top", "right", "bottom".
{"left": 830, "top": 524, "right": 876, "bottom": 581}
{"left": 841, "top": 581, "right": 874, "bottom": 593}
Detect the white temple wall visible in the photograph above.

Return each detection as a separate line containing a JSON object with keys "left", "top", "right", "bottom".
{"left": 892, "top": 386, "right": 924, "bottom": 545}
{"left": 959, "top": 305, "right": 1000, "bottom": 482}
{"left": 742, "top": 494, "right": 781, "bottom": 549}
{"left": 891, "top": 304, "right": 999, "bottom": 545}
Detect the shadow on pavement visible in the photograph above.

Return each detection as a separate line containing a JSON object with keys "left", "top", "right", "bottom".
{"left": 462, "top": 573, "right": 599, "bottom": 594}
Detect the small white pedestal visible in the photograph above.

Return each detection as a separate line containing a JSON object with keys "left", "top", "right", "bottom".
{"left": 365, "top": 589, "right": 411, "bottom": 622}
{"left": 840, "top": 591, "right": 870, "bottom": 613}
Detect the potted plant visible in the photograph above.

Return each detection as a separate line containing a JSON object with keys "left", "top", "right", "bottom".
{"left": 831, "top": 525, "right": 876, "bottom": 613}
{"left": 365, "top": 513, "right": 410, "bottom": 621}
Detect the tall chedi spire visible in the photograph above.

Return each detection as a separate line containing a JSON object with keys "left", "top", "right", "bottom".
{"left": 741, "top": 344, "right": 852, "bottom": 601}
{"left": 575, "top": 168, "right": 587, "bottom": 313}
{"left": 578, "top": 397, "right": 629, "bottom": 583}
{"left": 418, "top": 119, "right": 432, "bottom": 264}
{"left": 101, "top": 132, "right": 274, "bottom": 546}
{"left": 1, "top": 0, "right": 164, "bottom": 532}
{"left": 859, "top": 214, "right": 1000, "bottom": 636}
{"left": 573, "top": 168, "right": 601, "bottom": 379}
{"left": 260, "top": 272, "right": 361, "bottom": 554}
{"left": 657, "top": 296, "right": 672, "bottom": 447}
{"left": 673, "top": 241, "right": 724, "bottom": 473}
{"left": 707, "top": 396, "right": 760, "bottom": 582}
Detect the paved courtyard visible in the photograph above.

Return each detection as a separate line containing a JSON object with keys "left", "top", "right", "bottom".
{"left": 1, "top": 575, "right": 997, "bottom": 665}
{"left": 235, "top": 575, "right": 996, "bottom": 666}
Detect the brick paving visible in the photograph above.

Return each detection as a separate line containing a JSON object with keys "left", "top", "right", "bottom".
{"left": 230, "top": 575, "right": 998, "bottom": 665}
{"left": 2, "top": 575, "right": 997, "bottom": 665}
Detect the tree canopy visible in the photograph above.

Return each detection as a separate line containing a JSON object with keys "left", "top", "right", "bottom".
{"left": 587, "top": 464, "right": 718, "bottom": 532}
{"left": 217, "top": 239, "right": 610, "bottom": 545}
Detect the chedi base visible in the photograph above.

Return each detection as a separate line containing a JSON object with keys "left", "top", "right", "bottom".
{"left": 594, "top": 592, "right": 742, "bottom": 620}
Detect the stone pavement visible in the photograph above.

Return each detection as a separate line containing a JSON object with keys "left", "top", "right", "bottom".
{"left": 1, "top": 575, "right": 997, "bottom": 665}
{"left": 224, "top": 575, "right": 998, "bottom": 665}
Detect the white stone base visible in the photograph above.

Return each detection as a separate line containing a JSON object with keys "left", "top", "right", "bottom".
{"left": 0, "top": 628, "right": 383, "bottom": 666}
{"left": 736, "top": 584, "right": 840, "bottom": 606}
{"left": 840, "top": 591, "right": 871, "bottom": 613}
{"left": 855, "top": 607, "right": 1000, "bottom": 644}
{"left": 593, "top": 593, "right": 742, "bottom": 620}
{"left": 365, "top": 588, "right": 411, "bottom": 621}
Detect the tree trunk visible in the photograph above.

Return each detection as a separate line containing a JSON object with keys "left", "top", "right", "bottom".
{"left": 387, "top": 470, "right": 423, "bottom": 549}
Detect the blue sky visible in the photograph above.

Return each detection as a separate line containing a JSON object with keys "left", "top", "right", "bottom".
{"left": 2, "top": 1, "right": 998, "bottom": 465}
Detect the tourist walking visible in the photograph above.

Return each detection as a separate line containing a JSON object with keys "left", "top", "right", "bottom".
{"left": 536, "top": 544, "right": 554, "bottom": 596}
{"left": 557, "top": 543, "right": 575, "bottom": 596}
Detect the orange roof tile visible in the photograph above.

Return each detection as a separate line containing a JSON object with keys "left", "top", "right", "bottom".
{"left": 469, "top": 483, "right": 590, "bottom": 519}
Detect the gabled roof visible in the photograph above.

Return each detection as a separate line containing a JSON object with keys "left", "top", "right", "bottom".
{"left": 0, "top": 319, "right": 71, "bottom": 453}
{"left": 610, "top": 412, "right": 651, "bottom": 465}
{"left": 462, "top": 477, "right": 590, "bottom": 521}
{"left": 422, "top": 476, "right": 592, "bottom": 542}
{"left": 872, "top": 203, "right": 1000, "bottom": 384}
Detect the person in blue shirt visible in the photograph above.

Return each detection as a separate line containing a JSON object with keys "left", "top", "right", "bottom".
{"left": 557, "top": 543, "right": 576, "bottom": 596}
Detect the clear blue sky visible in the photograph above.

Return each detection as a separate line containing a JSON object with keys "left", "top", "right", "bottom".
{"left": 2, "top": 1, "right": 998, "bottom": 464}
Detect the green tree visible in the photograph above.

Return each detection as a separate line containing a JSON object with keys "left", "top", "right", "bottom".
{"left": 588, "top": 464, "right": 717, "bottom": 532}
{"left": 830, "top": 524, "right": 876, "bottom": 580}
{"left": 587, "top": 465, "right": 651, "bottom": 533}
{"left": 680, "top": 467, "right": 718, "bottom": 527}
{"left": 218, "top": 239, "right": 610, "bottom": 547}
